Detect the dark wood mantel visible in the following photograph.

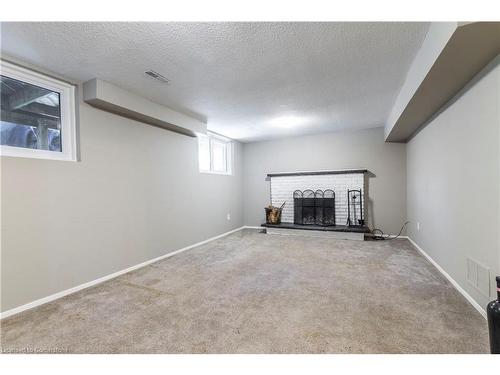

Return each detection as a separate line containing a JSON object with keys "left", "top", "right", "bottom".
{"left": 267, "top": 169, "right": 368, "bottom": 178}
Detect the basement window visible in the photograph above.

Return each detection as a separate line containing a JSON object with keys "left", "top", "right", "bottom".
{"left": 198, "top": 132, "right": 233, "bottom": 175}
{"left": 0, "top": 60, "right": 77, "bottom": 161}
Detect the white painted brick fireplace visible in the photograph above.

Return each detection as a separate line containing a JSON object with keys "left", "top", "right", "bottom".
{"left": 269, "top": 170, "right": 366, "bottom": 226}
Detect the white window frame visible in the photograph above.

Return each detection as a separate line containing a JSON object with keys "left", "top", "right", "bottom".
{"left": 198, "top": 132, "right": 233, "bottom": 175}
{"left": 0, "top": 60, "right": 77, "bottom": 161}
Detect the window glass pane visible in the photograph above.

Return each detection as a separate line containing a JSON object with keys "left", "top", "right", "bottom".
{"left": 198, "top": 134, "right": 210, "bottom": 171}
{"left": 0, "top": 75, "right": 62, "bottom": 152}
{"left": 211, "top": 139, "right": 227, "bottom": 173}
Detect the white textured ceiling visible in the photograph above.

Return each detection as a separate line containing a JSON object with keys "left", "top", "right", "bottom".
{"left": 0, "top": 22, "right": 429, "bottom": 142}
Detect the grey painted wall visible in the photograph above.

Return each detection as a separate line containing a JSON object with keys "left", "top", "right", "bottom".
{"left": 242, "top": 127, "right": 407, "bottom": 234}
{"left": 406, "top": 58, "right": 499, "bottom": 308}
{"left": 1, "top": 90, "right": 243, "bottom": 312}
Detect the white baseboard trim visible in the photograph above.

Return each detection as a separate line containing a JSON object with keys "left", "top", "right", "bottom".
{"left": 0, "top": 226, "right": 245, "bottom": 320}
{"left": 407, "top": 237, "right": 487, "bottom": 319}
{"left": 4, "top": 229, "right": 483, "bottom": 321}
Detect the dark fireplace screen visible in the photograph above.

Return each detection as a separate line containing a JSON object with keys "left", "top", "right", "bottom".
{"left": 294, "top": 189, "right": 336, "bottom": 226}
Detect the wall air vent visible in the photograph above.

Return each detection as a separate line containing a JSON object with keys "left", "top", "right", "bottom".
{"left": 144, "top": 70, "right": 170, "bottom": 84}
{"left": 466, "top": 257, "right": 491, "bottom": 297}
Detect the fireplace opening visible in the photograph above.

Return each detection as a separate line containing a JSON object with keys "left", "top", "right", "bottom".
{"left": 293, "top": 189, "right": 336, "bottom": 226}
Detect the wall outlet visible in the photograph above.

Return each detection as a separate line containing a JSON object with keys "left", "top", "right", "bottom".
{"left": 416, "top": 222, "right": 420, "bottom": 231}
{"left": 227, "top": 213, "right": 231, "bottom": 221}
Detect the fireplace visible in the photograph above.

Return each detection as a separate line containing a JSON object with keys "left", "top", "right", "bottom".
{"left": 293, "top": 189, "right": 336, "bottom": 226}
{"left": 263, "top": 169, "right": 369, "bottom": 240}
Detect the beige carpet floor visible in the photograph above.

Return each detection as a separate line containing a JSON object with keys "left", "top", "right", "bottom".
{"left": 0, "top": 229, "right": 489, "bottom": 353}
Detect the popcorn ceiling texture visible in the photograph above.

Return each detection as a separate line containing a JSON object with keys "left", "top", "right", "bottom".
{"left": 0, "top": 22, "right": 429, "bottom": 141}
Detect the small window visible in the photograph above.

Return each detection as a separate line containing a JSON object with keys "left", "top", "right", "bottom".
{"left": 198, "top": 132, "right": 233, "bottom": 175}
{"left": 0, "top": 60, "right": 76, "bottom": 161}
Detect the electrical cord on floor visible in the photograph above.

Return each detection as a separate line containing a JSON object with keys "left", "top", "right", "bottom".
{"left": 369, "top": 221, "right": 410, "bottom": 240}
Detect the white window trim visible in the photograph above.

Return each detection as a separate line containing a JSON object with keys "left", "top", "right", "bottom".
{"left": 198, "top": 132, "right": 234, "bottom": 176}
{"left": 0, "top": 60, "right": 77, "bottom": 161}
